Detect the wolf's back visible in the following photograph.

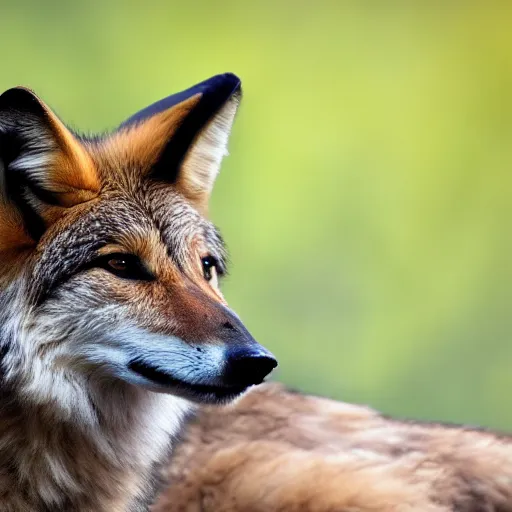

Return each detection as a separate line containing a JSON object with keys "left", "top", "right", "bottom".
{"left": 155, "top": 383, "right": 512, "bottom": 512}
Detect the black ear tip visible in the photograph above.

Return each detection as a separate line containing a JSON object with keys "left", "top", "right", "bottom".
{"left": 214, "top": 73, "right": 242, "bottom": 93}
{"left": 0, "top": 87, "right": 41, "bottom": 113}
{"left": 199, "top": 72, "right": 242, "bottom": 104}
{"left": 119, "top": 73, "right": 242, "bottom": 130}
{"left": 191, "top": 73, "right": 241, "bottom": 103}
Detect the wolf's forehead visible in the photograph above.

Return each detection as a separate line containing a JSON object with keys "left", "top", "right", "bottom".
{"left": 40, "top": 188, "right": 210, "bottom": 262}
{"left": 92, "top": 188, "right": 211, "bottom": 248}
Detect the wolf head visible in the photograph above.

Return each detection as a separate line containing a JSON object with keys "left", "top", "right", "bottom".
{"left": 0, "top": 74, "right": 276, "bottom": 409}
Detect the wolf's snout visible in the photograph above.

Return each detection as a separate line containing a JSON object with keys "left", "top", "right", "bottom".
{"left": 224, "top": 347, "right": 278, "bottom": 386}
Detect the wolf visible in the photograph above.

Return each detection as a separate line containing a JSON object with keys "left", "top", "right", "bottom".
{"left": 0, "top": 73, "right": 277, "bottom": 511}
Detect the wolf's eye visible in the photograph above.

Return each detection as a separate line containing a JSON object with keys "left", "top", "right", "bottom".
{"left": 201, "top": 255, "right": 218, "bottom": 282}
{"left": 108, "top": 257, "right": 129, "bottom": 272}
{"left": 95, "top": 253, "right": 154, "bottom": 281}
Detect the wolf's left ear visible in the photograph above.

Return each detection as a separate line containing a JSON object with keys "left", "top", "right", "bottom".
{"left": 119, "top": 73, "right": 241, "bottom": 212}
{"left": 0, "top": 87, "right": 100, "bottom": 240}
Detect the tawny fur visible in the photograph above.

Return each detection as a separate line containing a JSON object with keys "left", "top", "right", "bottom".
{"left": 154, "top": 383, "right": 512, "bottom": 512}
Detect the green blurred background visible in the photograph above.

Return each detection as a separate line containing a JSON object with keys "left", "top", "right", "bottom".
{"left": 2, "top": 1, "right": 511, "bottom": 429}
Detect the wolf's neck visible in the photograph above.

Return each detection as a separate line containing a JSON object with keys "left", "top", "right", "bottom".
{"left": 0, "top": 377, "right": 190, "bottom": 511}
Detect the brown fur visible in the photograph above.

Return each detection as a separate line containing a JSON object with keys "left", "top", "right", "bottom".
{"left": 98, "top": 95, "right": 201, "bottom": 184}
{"left": 154, "top": 383, "right": 512, "bottom": 512}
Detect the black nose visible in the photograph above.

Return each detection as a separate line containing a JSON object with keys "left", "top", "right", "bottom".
{"left": 224, "top": 349, "right": 278, "bottom": 387}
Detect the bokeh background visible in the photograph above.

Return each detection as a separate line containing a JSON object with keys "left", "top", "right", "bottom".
{"left": 2, "top": 2, "right": 511, "bottom": 429}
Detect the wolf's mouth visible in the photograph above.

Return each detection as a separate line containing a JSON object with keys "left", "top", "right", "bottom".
{"left": 127, "top": 359, "right": 250, "bottom": 402}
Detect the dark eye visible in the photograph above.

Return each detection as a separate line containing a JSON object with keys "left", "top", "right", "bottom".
{"left": 201, "top": 255, "right": 218, "bottom": 281}
{"left": 95, "top": 253, "right": 154, "bottom": 281}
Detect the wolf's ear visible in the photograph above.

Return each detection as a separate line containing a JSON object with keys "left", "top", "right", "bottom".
{"left": 0, "top": 87, "right": 100, "bottom": 241}
{"left": 118, "top": 73, "right": 241, "bottom": 212}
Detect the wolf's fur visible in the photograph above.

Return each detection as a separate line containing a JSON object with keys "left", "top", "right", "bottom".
{"left": 0, "top": 74, "right": 276, "bottom": 511}
{"left": 155, "top": 383, "right": 512, "bottom": 512}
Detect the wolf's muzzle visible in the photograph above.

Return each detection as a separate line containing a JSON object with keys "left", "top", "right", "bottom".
{"left": 123, "top": 303, "right": 277, "bottom": 404}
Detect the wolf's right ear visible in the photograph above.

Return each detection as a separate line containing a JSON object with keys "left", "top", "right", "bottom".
{"left": 115, "top": 73, "right": 241, "bottom": 213}
{"left": 0, "top": 87, "right": 100, "bottom": 242}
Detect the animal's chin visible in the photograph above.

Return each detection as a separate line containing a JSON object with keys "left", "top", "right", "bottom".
{"left": 127, "top": 359, "right": 251, "bottom": 404}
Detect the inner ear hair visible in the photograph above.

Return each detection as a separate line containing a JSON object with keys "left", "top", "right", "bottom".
{"left": 175, "top": 89, "right": 240, "bottom": 210}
